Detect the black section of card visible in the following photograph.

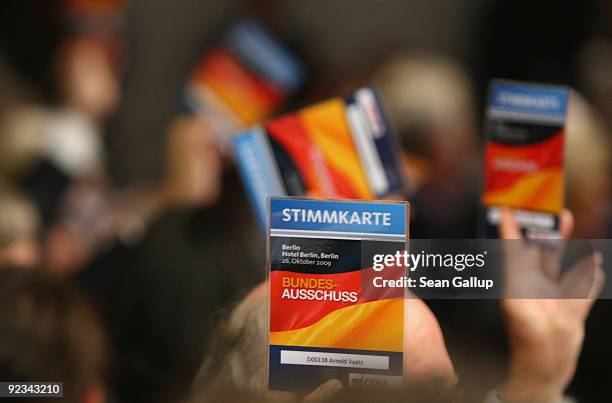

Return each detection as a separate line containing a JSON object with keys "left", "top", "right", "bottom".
{"left": 268, "top": 135, "right": 307, "bottom": 196}
{"left": 488, "top": 120, "right": 562, "bottom": 145}
{"left": 271, "top": 238, "right": 406, "bottom": 274}
{"left": 271, "top": 237, "right": 361, "bottom": 274}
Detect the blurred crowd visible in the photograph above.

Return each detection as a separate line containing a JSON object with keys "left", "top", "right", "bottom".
{"left": 0, "top": 0, "right": 611, "bottom": 402}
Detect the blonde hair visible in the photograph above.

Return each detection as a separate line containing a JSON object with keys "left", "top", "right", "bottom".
{"left": 192, "top": 285, "right": 267, "bottom": 397}
{"left": 372, "top": 51, "right": 475, "bottom": 141}
{"left": 0, "top": 185, "right": 39, "bottom": 246}
{"left": 0, "top": 106, "right": 47, "bottom": 177}
{"left": 565, "top": 92, "right": 611, "bottom": 213}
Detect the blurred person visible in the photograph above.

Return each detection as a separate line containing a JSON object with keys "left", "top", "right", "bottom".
{"left": 0, "top": 0, "right": 123, "bottom": 183}
{"left": 574, "top": 0, "right": 612, "bottom": 133}
{"left": 0, "top": 95, "right": 111, "bottom": 274}
{"left": 0, "top": 268, "right": 109, "bottom": 403}
{"left": 56, "top": 0, "right": 125, "bottom": 122}
{"left": 0, "top": 186, "right": 41, "bottom": 269}
{"left": 1, "top": 0, "right": 132, "bottom": 277}
{"left": 39, "top": 12, "right": 254, "bottom": 397}
{"left": 372, "top": 50, "right": 481, "bottom": 238}
{"left": 73, "top": 120, "right": 259, "bottom": 402}
{"left": 576, "top": 38, "right": 612, "bottom": 134}
{"left": 564, "top": 92, "right": 611, "bottom": 238}
{"left": 0, "top": 29, "right": 111, "bottom": 274}
{"left": 0, "top": 99, "right": 113, "bottom": 276}
{"left": 25, "top": 84, "right": 246, "bottom": 402}
{"left": 38, "top": 104, "right": 222, "bottom": 275}
{"left": 39, "top": 0, "right": 126, "bottom": 274}
{"left": 192, "top": 283, "right": 457, "bottom": 401}
{"left": 44, "top": 113, "right": 225, "bottom": 275}
{"left": 0, "top": 78, "right": 232, "bottom": 403}
{"left": 565, "top": 79, "right": 612, "bottom": 401}
{"left": 494, "top": 208, "right": 605, "bottom": 403}
{"left": 372, "top": 51, "right": 610, "bottom": 399}
{"left": 373, "top": 51, "right": 478, "bottom": 184}
{"left": 0, "top": 53, "right": 74, "bottom": 272}
{"left": 56, "top": 34, "right": 121, "bottom": 122}
{"left": 191, "top": 207, "right": 604, "bottom": 403}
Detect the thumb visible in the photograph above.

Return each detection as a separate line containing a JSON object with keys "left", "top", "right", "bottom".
{"left": 561, "top": 252, "right": 605, "bottom": 318}
{"left": 303, "top": 379, "right": 343, "bottom": 402}
{"left": 500, "top": 207, "right": 522, "bottom": 240}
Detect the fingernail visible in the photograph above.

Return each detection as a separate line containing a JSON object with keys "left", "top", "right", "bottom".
{"left": 593, "top": 252, "right": 603, "bottom": 266}
{"left": 324, "top": 379, "right": 343, "bottom": 392}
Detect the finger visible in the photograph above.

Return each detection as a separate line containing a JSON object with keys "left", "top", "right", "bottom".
{"left": 500, "top": 207, "right": 522, "bottom": 240}
{"left": 499, "top": 207, "right": 530, "bottom": 283}
{"left": 559, "top": 209, "right": 575, "bottom": 240}
{"left": 540, "top": 241, "right": 565, "bottom": 281}
{"left": 192, "top": 116, "right": 220, "bottom": 148}
{"left": 588, "top": 263, "right": 605, "bottom": 300}
{"left": 568, "top": 265, "right": 605, "bottom": 321}
{"left": 534, "top": 209, "right": 573, "bottom": 280}
{"left": 560, "top": 252, "right": 600, "bottom": 297}
{"left": 303, "top": 379, "right": 343, "bottom": 402}
{"left": 561, "top": 252, "right": 605, "bottom": 317}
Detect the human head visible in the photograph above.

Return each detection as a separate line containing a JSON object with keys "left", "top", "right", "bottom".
{"left": 192, "top": 283, "right": 455, "bottom": 398}
{"left": 577, "top": 38, "right": 612, "bottom": 130}
{"left": 565, "top": 92, "right": 611, "bottom": 237}
{"left": 56, "top": 35, "right": 121, "bottom": 121}
{"left": 0, "top": 269, "right": 108, "bottom": 403}
{"left": 56, "top": 0, "right": 125, "bottom": 121}
{"left": 192, "top": 284, "right": 267, "bottom": 395}
{"left": 372, "top": 51, "right": 477, "bottom": 179}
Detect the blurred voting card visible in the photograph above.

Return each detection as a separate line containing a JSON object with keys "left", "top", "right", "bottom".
{"left": 185, "top": 19, "right": 304, "bottom": 144}
{"left": 234, "top": 87, "right": 407, "bottom": 228}
{"left": 482, "top": 79, "right": 569, "bottom": 239}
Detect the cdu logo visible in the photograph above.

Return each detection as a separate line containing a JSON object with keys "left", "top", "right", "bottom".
{"left": 349, "top": 373, "right": 403, "bottom": 388}
{"left": 349, "top": 373, "right": 363, "bottom": 386}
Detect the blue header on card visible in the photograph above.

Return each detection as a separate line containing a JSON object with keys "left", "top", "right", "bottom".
{"left": 270, "top": 198, "right": 407, "bottom": 235}
{"left": 226, "top": 19, "right": 304, "bottom": 94}
{"left": 489, "top": 81, "right": 569, "bottom": 118}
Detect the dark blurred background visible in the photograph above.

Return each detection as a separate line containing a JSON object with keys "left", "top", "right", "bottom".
{"left": 0, "top": 1, "right": 610, "bottom": 403}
